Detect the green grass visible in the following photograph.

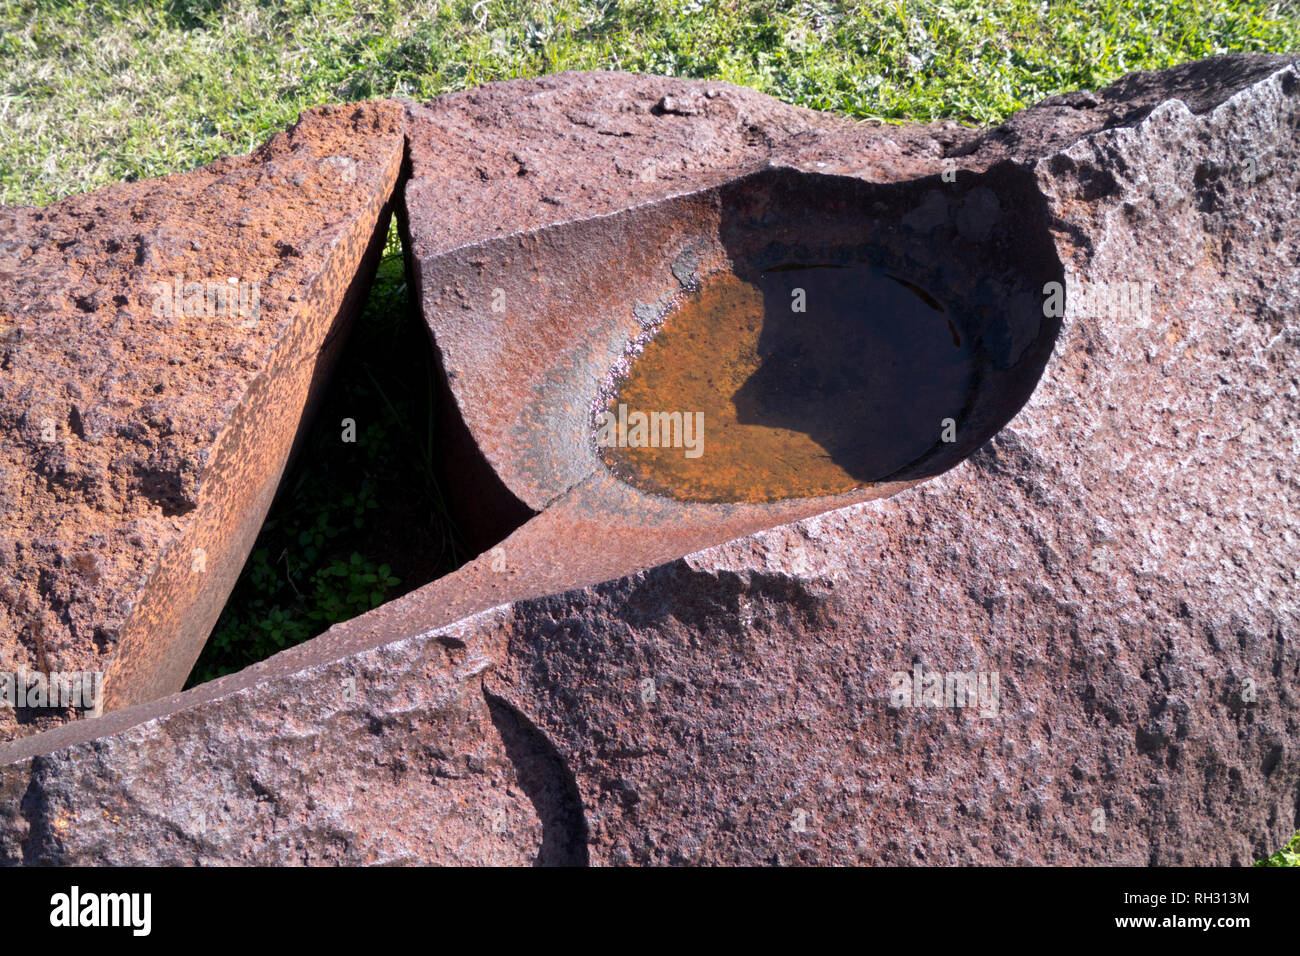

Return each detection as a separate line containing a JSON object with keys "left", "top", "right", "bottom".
{"left": 2, "top": 0, "right": 1299, "bottom": 205}
{"left": 3, "top": 0, "right": 1296, "bottom": 864}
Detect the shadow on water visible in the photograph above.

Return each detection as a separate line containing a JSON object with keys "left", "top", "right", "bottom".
{"left": 733, "top": 263, "right": 973, "bottom": 480}
{"left": 600, "top": 165, "right": 1064, "bottom": 504}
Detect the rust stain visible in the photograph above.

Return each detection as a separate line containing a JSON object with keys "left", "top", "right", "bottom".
{"left": 599, "top": 264, "right": 974, "bottom": 503}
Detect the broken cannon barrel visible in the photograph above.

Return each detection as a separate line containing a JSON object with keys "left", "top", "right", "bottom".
{"left": 1, "top": 56, "right": 1298, "bottom": 866}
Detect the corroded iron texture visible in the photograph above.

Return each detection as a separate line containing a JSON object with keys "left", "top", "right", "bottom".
{"left": 1, "top": 55, "right": 1297, "bottom": 865}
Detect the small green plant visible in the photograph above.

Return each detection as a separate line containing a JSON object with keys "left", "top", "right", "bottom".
{"left": 1256, "top": 831, "right": 1300, "bottom": 867}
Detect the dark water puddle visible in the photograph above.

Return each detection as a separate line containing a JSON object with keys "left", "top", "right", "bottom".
{"left": 598, "top": 262, "right": 976, "bottom": 503}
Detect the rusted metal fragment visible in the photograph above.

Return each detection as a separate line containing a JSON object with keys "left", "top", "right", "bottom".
{"left": 0, "top": 102, "right": 407, "bottom": 737}
{"left": 0, "top": 609, "right": 582, "bottom": 865}
{"left": 411, "top": 163, "right": 1061, "bottom": 517}
{"left": 1, "top": 55, "right": 1298, "bottom": 866}
{"left": 483, "top": 59, "right": 1300, "bottom": 864}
